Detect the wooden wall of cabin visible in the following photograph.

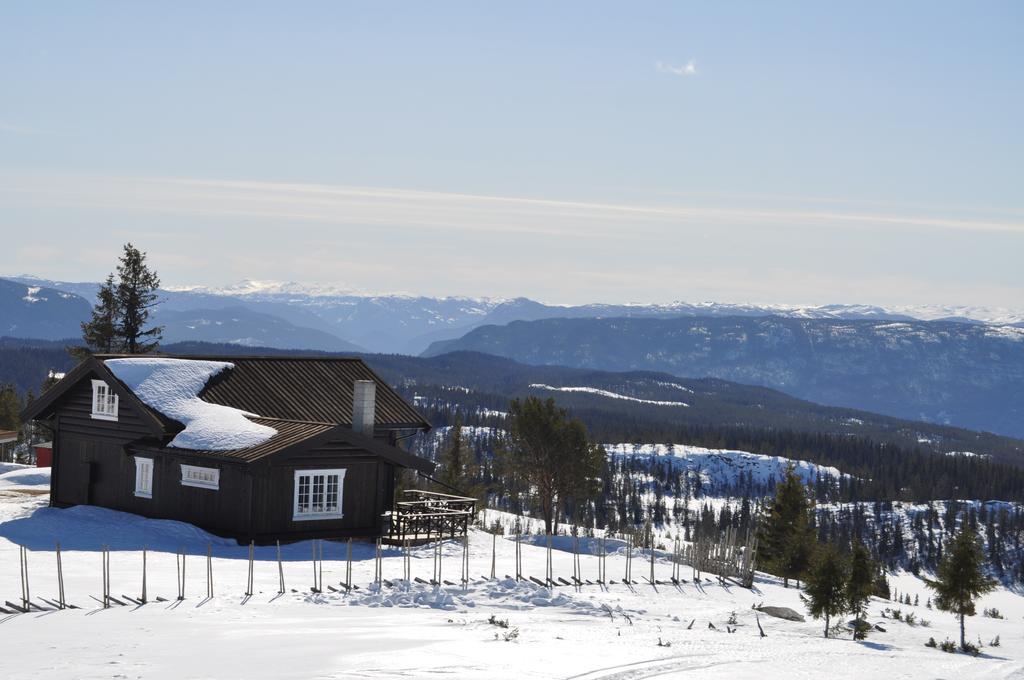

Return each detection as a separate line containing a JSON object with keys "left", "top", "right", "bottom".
{"left": 50, "top": 376, "right": 254, "bottom": 538}
{"left": 51, "top": 375, "right": 153, "bottom": 508}
{"left": 249, "top": 439, "right": 393, "bottom": 541}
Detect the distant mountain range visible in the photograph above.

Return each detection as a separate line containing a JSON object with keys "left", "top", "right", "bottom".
{"left": 425, "top": 316, "right": 1024, "bottom": 439}
{"left": 4, "top": 275, "right": 1023, "bottom": 438}
{"left": 6, "top": 275, "right": 1024, "bottom": 355}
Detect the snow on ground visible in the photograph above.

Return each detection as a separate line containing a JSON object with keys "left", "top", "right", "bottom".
{"left": 0, "top": 492, "right": 1021, "bottom": 678}
{"left": 0, "top": 465, "right": 51, "bottom": 492}
{"left": 105, "top": 358, "right": 277, "bottom": 450}
{"left": 605, "top": 443, "right": 846, "bottom": 488}
{"left": 529, "top": 384, "right": 690, "bottom": 407}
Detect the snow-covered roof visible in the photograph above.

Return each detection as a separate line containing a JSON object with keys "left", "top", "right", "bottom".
{"left": 105, "top": 358, "right": 277, "bottom": 451}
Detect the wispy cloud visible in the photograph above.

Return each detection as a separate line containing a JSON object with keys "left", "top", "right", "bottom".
{"left": 0, "top": 120, "right": 66, "bottom": 137}
{"left": 656, "top": 59, "right": 697, "bottom": 77}
{"left": 2, "top": 172, "right": 1021, "bottom": 237}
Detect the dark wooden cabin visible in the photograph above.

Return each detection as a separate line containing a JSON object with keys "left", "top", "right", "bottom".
{"left": 20, "top": 355, "right": 437, "bottom": 543}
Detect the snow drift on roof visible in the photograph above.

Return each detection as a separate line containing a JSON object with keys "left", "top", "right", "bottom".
{"left": 105, "top": 358, "right": 277, "bottom": 451}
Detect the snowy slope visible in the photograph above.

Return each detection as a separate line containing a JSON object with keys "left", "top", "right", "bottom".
{"left": 0, "top": 492, "right": 1021, "bottom": 679}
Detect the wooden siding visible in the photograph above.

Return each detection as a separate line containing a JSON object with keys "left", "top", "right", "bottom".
{"left": 249, "top": 439, "right": 393, "bottom": 541}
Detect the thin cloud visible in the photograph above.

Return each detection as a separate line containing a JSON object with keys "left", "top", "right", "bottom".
{"left": 656, "top": 59, "right": 697, "bottom": 77}
{"left": 3, "top": 172, "right": 1023, "bottom": 237}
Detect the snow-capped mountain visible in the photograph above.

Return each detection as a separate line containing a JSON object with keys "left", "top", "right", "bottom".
{"left": 0, "top": 278, "right": 92, "bottom": 340}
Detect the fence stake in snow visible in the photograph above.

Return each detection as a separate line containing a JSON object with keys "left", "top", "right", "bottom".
{"left": 311, "top": 540, "right": 320, "bottom": 593}
{"left": 515, "top": 532, "right": 522, "bottom": 582}
{"left": 245, "top": 541, "right": 254, "bottom": 597}
{"left": 345, "top": 538, "right": 353, "bottom": 592}
{"left": 432, "top": 539, "right": 442, "bottom": 586}
{"left": 141, "top": 546, "right": 147, "bottom": 604}
{"left": 206, "top": 543, "right": 213, "bottom": 599}
{"left": 176, "top": 547, "right": 186, "bottom": 601}
{"left": 19, "top": 545, "right": 30, "bottom": 611}
{"left": 102, "top": 545, "right": 111, "bottom": 608}
{"left": 545, "top": 533, "right": 553, "bottom": 587}
{"left": 374, "top": 538, "right": 383, "bottom": 586}
{"left": 55, "top": 541, "right": 66, "bottom": 609}
{"left": 402, "top": 538, "right": 411, "bottom": 584}
{"left": 649, "top": 536, "right": 656, "bottom": 586}
{"left": 461, "top": 533, "right": 469, "bottom": 589}
{"left": 490, "top": 532, "right": 496, "bottom": 580}
{"left": 276, "top": 540, "right": 285, "bottom": 594}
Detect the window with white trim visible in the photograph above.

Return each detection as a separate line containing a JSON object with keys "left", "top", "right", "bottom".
{"left": 292, "top": 469, "right": 345, "bottom": 520}
{"left": 181, "top": 464, "right": 220, "bottom": 490}
{"left": 91, "top": 379, "right": 119, "bottom": 421}
{"left": 134, "top": 457, "right": 154, "bottom": 499}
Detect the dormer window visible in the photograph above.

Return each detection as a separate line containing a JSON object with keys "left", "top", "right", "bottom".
{"left": 91, "top": 379, "right": 119, "bottom": 421}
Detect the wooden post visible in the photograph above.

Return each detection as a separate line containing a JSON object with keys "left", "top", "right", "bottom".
{"left": 311, "top": 539, "right": 319, "bottom": 592}
{"left": 103, "top": 545, "right": 111, "bottom": 608}
{"left": 649, "top": 533, "right": 655, "bottom": 585}
{"left": 374, "top": 538, "right": 382, "bottom": 586}
{"left": 56, "top": 541, "right": 66, "bottom": 609}
{"left": 276, "top": 540, "right": 285, "bottom": 594}
{"left": 490, "top": 532, "right": 496, "bottom": 580}
{"left": 245, "top": 541, "right": 254, "bottom": 597}
{"left": 206, "top": 543, "right": 213, "bottom": 599}
{"left": 515, "top": 532, "right": 522, "bottom": 581}
{"left": 141, "top": 546, "right": 147, "bottom": 604}
{"left": 176, "top": 547, "right": 186, "bottom": 601}
{"left": 345, "top": 538, "right": 353, "bottom": 592}
{"left": 545, "top": 533, "right": 553, "bottom": 587}
{"left": 19, "top": 546, "right": 29, "bottom": 612}
{"left": 461, "top": 533, "right": 469, "bottom": 589}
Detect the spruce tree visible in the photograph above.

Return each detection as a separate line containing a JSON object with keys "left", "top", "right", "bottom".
{"left": 0, "top": 383, "right": 21, "bottom": 432}
{"left": 803, "top": 543, "right": 848, "bottom": 638}
{"left": 927, "top": 525, "right": 997, "bottom": 649}
{"left": 439, "top": 414, "right": 467, "bottom": 491}
{"left": 759, "top": 465, "right": 816, "bottom": 587}
{"left": 116, "top": 243, "right": 163, "bottom": 354}
{"left": 846, "top": 539, "right": 875, "bottom": 639}
{"left": 80, "top": 273, "right": 123, "bottom": 354}
{"left": 504, "top": 396, "right": 604, "bottom": 534}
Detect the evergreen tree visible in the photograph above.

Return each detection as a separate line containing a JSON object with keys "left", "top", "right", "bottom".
{"left": 803, "top": 543, "right": 848, "bottom": 638}
{"left": 846, "top": 539, "right": 875, "bottom": 639}
{"left": 759, "top": 465, "right": 816, "bottom": 587}
{"left": 79, "top": 273, "right": 123, "bottom": 355}
{"left": 927, "top": 525, "right": 997, "bottom": 649}
{"left": 0, "top": 383, "right": 21, "bottom": 432}
{"left": 503, "top": 396, "right": 604, "bottom": 534}
{"left": 438, "top": 414, "right": 468, "bottom": 491}
{"left": 116, "top": 243, "right": 163, "bottom": 354}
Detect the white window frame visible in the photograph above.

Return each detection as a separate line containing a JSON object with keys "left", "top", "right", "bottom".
{"left": 134, "top": 456, "right": 154, "bottom": 499}
{"left": 292, "top": 469, "right": 346, "bottom": 521}
{"left": 90, "top": 379, "right": 119, "bottom": 421}
{"left": 180, "top": 464, "right": 220, "bottom": 490}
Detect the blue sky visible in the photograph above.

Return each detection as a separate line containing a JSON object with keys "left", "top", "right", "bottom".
{"left": 1, "top": 2, "right": 1022, "bottom": 306}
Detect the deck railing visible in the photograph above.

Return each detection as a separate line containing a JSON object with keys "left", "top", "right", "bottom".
{"left": 385, "top": 490, "right": 476, "bottom": 544}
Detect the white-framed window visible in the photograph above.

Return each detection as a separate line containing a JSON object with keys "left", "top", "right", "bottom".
{"left": 134, "top": 457, "right": 154, "bottom": 499}
{"left": 91, "top": 379, "right": 119, "bottom": 421}
{"left": 181, "top": 464, "right": 220, "bottom": 490}
{"left": 292, "top": 469, "right": 346, "bottom": 521}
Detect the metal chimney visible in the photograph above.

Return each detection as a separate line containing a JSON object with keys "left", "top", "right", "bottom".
{"left": 352, "top": 380, "right": 376, "bottom": 434}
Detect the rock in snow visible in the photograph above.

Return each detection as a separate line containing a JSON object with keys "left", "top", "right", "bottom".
{"left": 755, "top": 605, "right": 806, "bottom": 622}
{"left": 105, "top": 358, "right": 277, "bottom": 451}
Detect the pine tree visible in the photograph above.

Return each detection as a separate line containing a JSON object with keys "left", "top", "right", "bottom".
{"left": 80, "top": 273, "right": 123, "bottom": 354}
{"left": 759, "top": 465, "right": 816, "bottom": 587}
{"left": 927, "top": 525, "right": 997, "bottom": 649}
{"left": 846, "top": 539, "right": 875, "bottom": 639}
{"left": 116, "top": 243, "right": 163, "bottom": 354}
{"left": 503, "top": 396, "right": 604, "bottom": 534}
{"left": 0, "top": 383, "right": 21, "bottom": 432}
{"left": 439, "top": 414, "right": 467, "bottom": 491}
{"left": 803, "top": 543, "right": 848, "bottom": 638}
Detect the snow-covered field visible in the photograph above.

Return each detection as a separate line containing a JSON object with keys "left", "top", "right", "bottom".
{"left": 0, "top": 475, "right": 1022, "bottom": 679}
